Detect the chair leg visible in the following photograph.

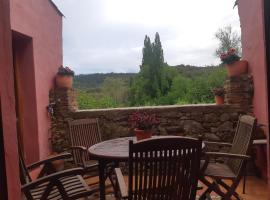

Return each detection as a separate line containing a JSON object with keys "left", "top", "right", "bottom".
{"left": 107, "top": 161, "right": 119, "bottom": 197}
{"left": 199, "top": 187, "right": 213, "bottom": 200}
{"left": 243, "top": 173, "right": 246, "bottom": 194}
{"left": 223, "top": 178, "right": 242, "bottom": 200}
{"left": 199, "top": 178, "right": 215, "bottom": 200}
{"left": 216, "top": 179, "right": 240, "bottom": 199}
{"left": 204, "top": 181, "right": 226, "bottom": 199}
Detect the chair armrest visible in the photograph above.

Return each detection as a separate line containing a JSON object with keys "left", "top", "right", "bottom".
{"left": 253, "top": 139, "right": 267, "bottom": 145}
{"left": 70, "top": 146, "right": 88, "bottom": 168}
{"left": 70, "top": 146, "right": 87, "bottom": 152}
{"left": 114, "top": 168, "right": 128, "bottom": 199}
{"left": 205, "top": 152, "right": 250, "bottom": 160}
{"left": 21, "top": 167, "right": 85, "bottom": 191}
{"left": 27, "top": 153, "right": 72, "bottom": 170}
{"left": 204, "top": 141, "right": 232, "bottom": 147}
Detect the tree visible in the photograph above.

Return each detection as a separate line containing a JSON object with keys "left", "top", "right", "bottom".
{"left": 214, "top": 25, "right": 241, "bottom": 57}
{"left": 152, "top": 32, "right": 166, "bottom": 95}
{"left": 131, "top": 32, "right": 168, "bottom": 104}
{"left": 152, "top": 32, "right": 164, "bottom": 67}
{"left": 101, "top": 77, "right": 129, "bottom": 105}
{"left": 142, "top": 36, "right": 153, "bottom": 67}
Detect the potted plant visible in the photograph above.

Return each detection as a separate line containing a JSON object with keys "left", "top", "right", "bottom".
{"left": 212, "top": 87, "right": 225, "bottom": 105}
{"left": 129, "top": 111, "right": 159, "bottom": 141}
{"left": 50, "top": 152, "right": 65, "bottom": 171}
{"left": 55, "top": 66, "right": 75, "bottom": 89}
{"left": 220, "top": 48, "right": 248, "bottom": 77}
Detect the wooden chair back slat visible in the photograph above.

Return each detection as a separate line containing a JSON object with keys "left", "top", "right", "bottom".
{"left": 128, "top": 137, "right": 202, "bottom": 200}
{"left": 68, "top": 118, "right": 102, "bottom": 165}
{"left": 227, "top": 115, "right": 257, "bottom": 175}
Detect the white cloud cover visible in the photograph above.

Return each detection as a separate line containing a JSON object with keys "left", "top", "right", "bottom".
{"left": 52, "top": 0, "right": 241, "bottom": 74}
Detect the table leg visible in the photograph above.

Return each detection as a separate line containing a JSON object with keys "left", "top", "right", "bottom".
{"left": 243, "top": 168, "right": 246, "bottom": 194}
{"left": 99, "top": 160, "right": 107, "bottom": 200}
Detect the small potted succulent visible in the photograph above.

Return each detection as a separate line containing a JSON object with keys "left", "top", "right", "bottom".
{"left": 55, "top": 66, "right": 75, "bottom": 89}
{"left": 129, "top": 111, "right": 159, "bottom": 141}
{"left": 220, "top": 48, "right": 248, "bottom": 77}
{"left": 212, "top": 87, "right": 225, "bottom": 105}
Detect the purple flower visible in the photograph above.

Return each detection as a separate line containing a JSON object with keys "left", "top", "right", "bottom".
{"left": 129, "top": 111, "right": 160, "bottom": 131}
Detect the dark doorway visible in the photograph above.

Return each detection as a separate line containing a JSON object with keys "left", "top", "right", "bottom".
{"left": 12, "top": 31, "right": 39, "bottom": 163}
{"left": 0, "top": 99, "right": 8, "bottom": 199}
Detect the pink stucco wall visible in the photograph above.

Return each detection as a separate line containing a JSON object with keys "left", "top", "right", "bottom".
{"left": 10, "top": 0, "right": 63, "bottom": 163}
{"left": 0, "top": 0, "right": 21, "bottom": 198}
{"left": 238, "top": 0, "right": 268, "bottom": 179}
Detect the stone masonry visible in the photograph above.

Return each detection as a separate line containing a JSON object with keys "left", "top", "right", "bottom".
{"left": 224, "top": 74, "right": 253, "bottom": 112}
{"left": 49, "top": 88, "right": 78, "bottom": 152}
{"left": 73, "top": 105, "right": 244, "bottom": 142}
{"left": 49, "top": 75, "right": 253, "bottom": 153}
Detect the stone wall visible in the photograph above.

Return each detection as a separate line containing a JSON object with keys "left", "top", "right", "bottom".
{"left": 73, "top": 105, "right": 244, "bottom": 142}
{"left": 49, "top": 88, "right": 78, "bottom": 152}
{"left": 49, "top": 75, "right": 253, "bottom": 153}
{"left": 224, "top": 74, "right": 253, "bottom": 112}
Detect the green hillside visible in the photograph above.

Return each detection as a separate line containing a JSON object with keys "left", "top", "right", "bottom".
{"left": 74, "top": 65, "right": 222, "bottom": 89}
{"left": 74, "top": 73, "right": 136, "bottom": 89}
{"left": 74, "top": 65, "right": 227, "bottom": 109}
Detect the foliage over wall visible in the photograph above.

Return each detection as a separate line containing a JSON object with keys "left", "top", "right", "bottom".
{"left": 74, "top": 32, "right": 227, "bottom": 109}
{"left": 75, "top": 66, "right": 226, "bottom": 109}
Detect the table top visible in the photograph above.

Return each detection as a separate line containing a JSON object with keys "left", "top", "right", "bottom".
{"left": 88, "top": 137, "right": 134, "bottom": 161}
{"left": 88, "top": 136, "right": 204, "bottom": 162}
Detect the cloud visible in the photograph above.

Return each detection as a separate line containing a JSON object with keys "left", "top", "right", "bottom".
{"left": 52, "top": 0, "right": 241, "bottom": 74}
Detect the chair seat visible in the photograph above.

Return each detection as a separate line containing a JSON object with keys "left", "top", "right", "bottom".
{"left": 203, "top": 161, "right": 236, "bottom": 179}
{"left": 29, "top": 175, "right": 93, "bottom": 200}
{"left": 85, "top": 160, "right": 98, "bottom": 167}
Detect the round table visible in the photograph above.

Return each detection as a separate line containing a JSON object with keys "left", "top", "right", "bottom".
{"left": 89, "top": 137, "right": 134, "bottom": 200}
{"left": 89, "top": 137, "right": 136, "bottom": 161}
{"left": 88, "top": 136, "right": 204, "bottom": 200}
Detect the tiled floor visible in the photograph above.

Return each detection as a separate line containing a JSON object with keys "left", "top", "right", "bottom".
{"left": 85, "top": 176, "right": 268, "bottom": 200}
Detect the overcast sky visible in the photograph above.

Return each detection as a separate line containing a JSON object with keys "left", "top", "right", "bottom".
{"left": 52, "top": 0, "right": 241, "bottom": 74}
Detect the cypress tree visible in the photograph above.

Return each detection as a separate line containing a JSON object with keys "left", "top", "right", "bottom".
{"left": 142, "top": 35, "right": 153, "bottom": 67}
{"left": 152, "top": 32, "right": 164, "bottom": 95}
{"left": 134, "top": 33, "right": 167, "bottom": 101}
{"left": 152, "top": 32, "right": 164, "bottom": 67}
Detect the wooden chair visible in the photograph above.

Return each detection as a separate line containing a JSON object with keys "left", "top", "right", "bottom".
{"left": 68, "top": 118, "right": 102, "bottom": 172}
{"left": 68, "top": 118, "right": 116, "bottom": 191}
{"left": 113, "top": 137, "right": 202, "bottom": 200}
{"left": 199, "top": 115, "right": 257, "bottom": 200}
{"left": 19, "top": 152, "right": 97, "bottom": 200}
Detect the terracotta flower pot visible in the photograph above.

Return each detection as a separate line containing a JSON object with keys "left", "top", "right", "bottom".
{"left": 134, "top": 129, "right": 152, "bottom": 141}
{"left": 215, "top": 95, "right": 224, "bottom": 105}
{"left": 51, "top": 152, "right": 65, "bottom": 171}
{"left": 226, "top": 60, "right": 248, "bottom": 77}
{"left": 55, "top": 75, "right": 73, "bottom": 89}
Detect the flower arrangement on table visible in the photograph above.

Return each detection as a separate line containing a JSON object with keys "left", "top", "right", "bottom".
{"left": 129, "top": 111, "right": 159, "bottom": 141}
{"left": 212, "top": 87, "right": 225, "bottom": 105}
{"left": 55, "top": 66, "right": 75, "bottom": 89}
{"left": 219, "top": 48, "right": 248, "bottom": 77}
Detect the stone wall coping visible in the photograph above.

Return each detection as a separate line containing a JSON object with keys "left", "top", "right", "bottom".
{"left": 75, "top": 104, "right": 237, "bottom": 113}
